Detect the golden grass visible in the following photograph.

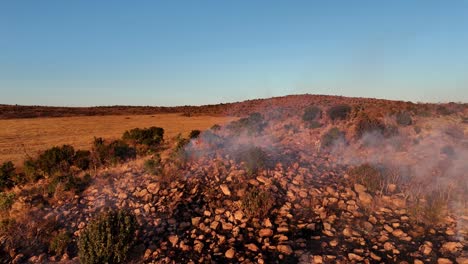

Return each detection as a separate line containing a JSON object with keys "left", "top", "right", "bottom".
{"left": 0, "top": 113, "right": 237, "bottom": 166}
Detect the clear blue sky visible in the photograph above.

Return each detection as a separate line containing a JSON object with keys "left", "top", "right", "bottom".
{"left": 1, "top": 1, "right": 467, "bottom": 106}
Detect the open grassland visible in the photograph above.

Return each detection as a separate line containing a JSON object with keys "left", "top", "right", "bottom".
{"left": 0, "top": 113, "right": 237, "bottom": 165}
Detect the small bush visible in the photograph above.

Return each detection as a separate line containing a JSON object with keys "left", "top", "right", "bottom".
{"left": 0, "top": 192, "right": 15, "bottom": 211}
{"left": 211, "top": 124, "right": 221, "bottom": 131}
{"left": 91, "top": 138, "right": 136, "bottom": 167}
{"left": 49, "top": 230, "right": 71, "bottom": 256}
{"left": 327, "top": 104, "right": 352, "bottom": 121}
{"left": 74, "top": 150, "right": 91, "bottom": 170}
{"left": 235, "top": 146, "right": 269, "bottom": 175}
{"left": 36, "top": 145, "right": 76, "bottom": 176}
{"left": 144, "top": 155, "right": 162, "bottom": 175}
{"left": 321, "top": 128, "right": 346, "bottom": 149}
{"left": 302, "top": 106, "right": 322, "bottom": 122}
{"left": 348, "top": 164, "right": 384, "bottom": 193}
{"left": 396, "top": 112, "right": 413, "bottom": 126}
{"left": 189, "top": 129, "right": 201, "bottom": 139}
{"left": 355, "top": 116, "right": 386, "bottom": 138}
{"left": 227, "top": 113, "right": 267, "bottom": 135}
{"left": 78, "top": 210, "right": 138, "bottom": 264}
{"left": 0, "top": 161, "right": 16, "bottom": 191}
{"left": 422, "top": 188, "right": 450, "bottom": 224}
{"left": 122, "top": 126, "right": 164, "bottom": 147}
{"left": 47, "top": 174, "right": 90, "bottom": 197}
{"left": 241, "top": 186, "right": 274, "bottom": 219}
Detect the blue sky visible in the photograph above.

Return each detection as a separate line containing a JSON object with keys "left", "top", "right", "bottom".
{"left": 1, "top": 1, "right": 467, "bottom": 106}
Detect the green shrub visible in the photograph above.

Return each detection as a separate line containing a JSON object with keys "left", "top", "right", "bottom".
{"left": 122, "top": 127, "right": 164, "bottom": 147}
{"left": 321, "top": 128, "right": 346, "bottom": 149}
{"left": 227, "top": 113, "right": 267, "bottom": 135}
{"left": 91, "top": 138, "right": 136, "bottom": 167}
{"left": 74, "top": 150, "right": 91, "bottom": 170}
{"left": 144, "top": 155, "right": 162, "bottom": 175}
{"left": 78, "top": 210, "right": 138, "bottom": 264}
{"left": 242, "top": 186, "right": 274, "bottom": 219}
{"left": 0, "top": 161, "right": 15, "bottom": 191}
{"left": 211, "top": 124, "right": 221, "bottom": 131}
{"left": 327, "top": 104, "right": 352, "bottom": 121}
{"left": 235, "top": 146, "right": 269, "bottom": 175}
{"left": 396, "top": 112, "right": 413, "bottom": 126}
{"left": 355, "top": 116, "right": 387, "bottom": 138}
{"left": 348, "top": 164, "right": 384, "bottom": 193}
{"left": 0, "top": 192, "right": 15, "bottom": 211}
{"left": 49, "top": 230, "right": 71, "bottom": 256}
{"left": 302, "top": 106, "right": 322, "bottom": 122}
{"left": 23, "top": 159, "right": 41, "bottom": 182}
{"left": 47, "top": 174, "right": 90, "bottom": 197}
{"left": 188, "top": 130, "right": 201, "bottom": 139}
{"left": 37, "top": 145, "right": 76, "bottom": 176}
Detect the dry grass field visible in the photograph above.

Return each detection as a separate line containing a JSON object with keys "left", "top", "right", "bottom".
{"left": 0, "top": 113, "right": 237, "bottom": 166}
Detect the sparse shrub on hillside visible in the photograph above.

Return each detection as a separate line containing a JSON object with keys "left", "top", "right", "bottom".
{"left": 73, "top": 150, "right": 91, "bottom": 170}
{"left": 421, "top": 188, "right": 451, "bottom": 224}
{"left": 396, "top": 111, "right": 413, "bottom": 126}
{"left": 440, "top": 145, "right": 455, "bottom": 157}
{"left": 200, "top": 130, "right": 225, "bottom": 148}
{"left": 327, "top": 104, "right": 352, "bottom": 121}
{"left": 78, "top": 210, "right": 137, "bottom": 264}
{"left": 0, "top": 192, "right": 15, "bottom": 211}
{"left": 23, "top": 159, "right": 41, "bottom": 182}
{"left": 47, "top": 173, "right": 91, "bottom": 198}
{"left": 122, "top": 126, "right": 164, "bottom": 148}
{"left": 355, "top": 116, "right": 385, "bottom": 137}
{"left": 0, "top": 161, "right": 16, "bottom": 191}
{"left": 235, "top": 146, "right": 269, "bottom": 175}
{"left": 211, "top": 124, "right": 221, "bottom": 131}
{"left": 302, "top": 106, "right": 322, "bottom": 124}
{"left": 36, "top": 145, "right": 76, "bottom": 176}
{"left": 242, "top": 186, "right": 274, "bottom": 219}
{"left": 321, "top": 128, "right": 346, "bottom": 149}
{"left": 227, "top": 113, "right": 267, "bottom": 135}
{"left": 189, "top": 129, "right": 201, "bottom": 139}
{"left": 49, "top": 229, "right": 71, "bottom": 256}
{"left": 144, "top": 155, "right": 162, "bottom": 175}
{"left": 348, "top": 164, "right": 384, "bottom": 193}
{"left": 91, "top": 138, "right": 136, "bottom": 167}
{"left": 445, "top": 125, "right": 464, "bottom": 139}
{"left": 413, "top": 126, "right": 422, "bottom": 134}
{"left": 436, "top": 105, "right": 454, "bottom": 116}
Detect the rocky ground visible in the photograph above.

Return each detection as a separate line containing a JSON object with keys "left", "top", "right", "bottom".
{"left": 3, "top": 99, "right": 468, "bottom": 263}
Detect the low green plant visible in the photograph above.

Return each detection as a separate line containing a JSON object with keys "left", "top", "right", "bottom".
{"left": 327, "top": 104, "right": 352, "bottom": 121}
{"left": 122, "top": 126, "right": 164, "bottom": 147}
{"left": 49, "top": 230, "right": 71, "bottom": 256}
{"left": 241, "top": 186, "right": 274, "bottom": 219}
{"left": 321, "top": 128, "right": 346, "bottom": 149}
{"left": 235, "top": 146, "right": 269, "bottom": 175}
{"left": 348, "top": 164, "right": 384, "bottom": 193}
{"left": 78, "top": 210, "right": 138, "bottom": 264}
{"left": 144, "top": 155, "right": 162, "bottom": 175}
{"left": 0, "top": 161, "right": 15, "bottom": 191}
{"left": 189, "top": 130, "right": 201, "bottom": 139}
{"left": 0, "top": 192, "right": 15, "bottom": 211}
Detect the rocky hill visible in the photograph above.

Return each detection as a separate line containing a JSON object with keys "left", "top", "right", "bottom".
{"left": 0, "top": 95, "right": 467, "bottom": 263}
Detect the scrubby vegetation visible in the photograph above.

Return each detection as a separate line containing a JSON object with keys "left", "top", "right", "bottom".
{"left": 302, "top": 106, "right": 322, "bottom": 128}
{"left": 0, "top": 161, "right": 16, "bottom": 191}
{"left": 348, "top": 164, "right": 385, "bottom": 193}
{"left": 395, "top": 111, "right": 413, "bottom": 126}
{"left": 227, "top": 113, "right": 267, "bottom": 135}
{"left": 321, "top": 128, "right": 346, "bottom": 149}
{"left": 327, "top": 104, "right": 351, "bottom": 121}
{"left": 78, "top": 210, "right": 138, "bottom": 264}
{"left": 241, "top": 186, "right": 274, "bottom": 219}
{"left": 234, "top": 146, "right": 269, "bottom": 175}
{"left": 144, "top": 154, "right": 162, "bottom": 175}
{"left": 122, "top": 126, "right": 164, "bottom": 152}
{"left": 91, "top": 138, "right": 136, "bottom": 167}
{"left": 189, "top": 129, "right": 201, "bottom": 139}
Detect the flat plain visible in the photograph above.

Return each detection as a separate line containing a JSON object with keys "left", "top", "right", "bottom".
{"left": 0, "top": 113, "right": 236, "bottom": 165}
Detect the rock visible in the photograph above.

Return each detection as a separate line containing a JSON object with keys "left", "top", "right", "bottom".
{"left": 210, "top": 221, "right": 219, "bottom": 230}
{"left": 246, "top": 243, "right": 259, "bottom": 252}
{"left": 348, "top": 253, "right": 364, "bottom": 261}
{"left": 259, "top": 228, "right": 274, "bottom": 237}
{"left": 194, "top": 240, "right": 204, "bottom": 253}
{"left": 392, "top": 229, "right": 405, "bottom": 238}
{"left": 147, "top": 183, "right": 160, "bottom": 194}
{"left": 168, "top": 235, "right": 178, "bottom": 247}
{"left": 441, "top": 242, "right": 462, "bottom": 253}
{"left": 234, "top": 210, "right": 244, "bottom": 221}
{"left": 370, "top": 252, "right": 381, "bottom": 261}
{"left": 277, "top": 245, "right": 293, "bottom": 255}
{"left": 384, "top": 242, "right": 395, "bottom": 251}
{"left": 220, "top": 184, "right": 231, "bottom": 196}
{"left": 118, "top": 192, "right": 128, "bottom": 199}
{"left": 420, "top": 241, "right": 433, "bottom": 255}
{"left": 414, "top": 260, "right": 424, "bottom": 264}
{"left": 358, "top": 191, "right": 373, "bottom": 205}
{"left": 313, "top": 255, "right": 323, "bottom": 264}
{"left": 191, "top": 217, "right": 201, "bottom": 226}
{"left": 437, "top": 258, "right": 453, "bottom": 264}
{"left": 78, "top": 222, "right": 86, "bottom": 229}
{"left": 342, "top": 227, "right": 353, "bottom": 237}
{"left": 384, "top": 224, "right": 394, "bottom": 233}
{"left": 456, "top": 257, "right": 468, "bottom": 264}
{"left": 225, "top": 248, "right": 235, "bottom": 259}
{"left": 354, "top": 184, "right": 367, "bottom": 193}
